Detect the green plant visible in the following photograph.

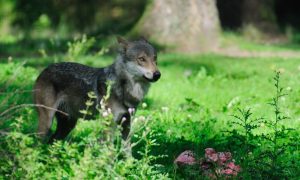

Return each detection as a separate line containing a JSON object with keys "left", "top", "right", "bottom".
{"left": 0, "top": 79, "right": 169, "bottom": 179}
{"left": 227, "top": 71, "right": 298, "bottom": 179}
{"left": 258, "top": 71, "right": 297, "bottom": 178}
{"left": 227, "top": 108, "right": 263, "bottom": 177}
{"left": 66, "top": 34, "right": 95, "bottom": 61}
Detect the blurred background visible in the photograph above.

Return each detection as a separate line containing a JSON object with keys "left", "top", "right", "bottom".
{"left": 1, "top": 0, "right": 300, "bottom": 57}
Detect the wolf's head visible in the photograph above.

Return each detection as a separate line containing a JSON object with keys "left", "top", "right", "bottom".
{"left": 117, "top": 37, "right": 161, "bottom": 83}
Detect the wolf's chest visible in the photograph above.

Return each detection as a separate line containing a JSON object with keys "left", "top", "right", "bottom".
{"left": 113, "top": 80, "right": 149, "bottom": 108}
{"left": 128, "top": 83, "right": 147, "bottom": 100}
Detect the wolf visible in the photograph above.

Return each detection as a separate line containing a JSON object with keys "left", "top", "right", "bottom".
{"left": 33, "top": 37, "right": 160, "bottom": 143}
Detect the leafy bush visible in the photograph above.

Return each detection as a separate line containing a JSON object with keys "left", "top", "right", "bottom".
{"left": 0, "top": 92, "right": 169, "bottom": 179}
{"left": 0, "top": 74, "right": 169, "bottom": 178}
{"left": 66, "top": 35, "right": 96, "bottom": 61}
{"left": 224, "top": 71, "right": 299, "bottom": 179}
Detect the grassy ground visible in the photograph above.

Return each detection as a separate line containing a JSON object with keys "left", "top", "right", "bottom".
{"left": 0, "top": 37, "right": 300, "bottom": 179}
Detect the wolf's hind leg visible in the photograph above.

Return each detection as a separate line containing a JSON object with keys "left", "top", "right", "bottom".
{"left": 37, "top": 107, "right": 55, "bottom": 138}
{"left": 48, "top": 112, "right": 77, "bottom": 143}
{"left": 34, "top": 84, "right": 57, "bottom": 139}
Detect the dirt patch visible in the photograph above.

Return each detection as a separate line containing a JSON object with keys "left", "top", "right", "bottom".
{"left": 213, "top": 46, "right": 300, "bottom": 58}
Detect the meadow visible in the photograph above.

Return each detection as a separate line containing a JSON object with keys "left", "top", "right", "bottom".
{"left": 0, "top": 35, "right": 299, "bottom": 179}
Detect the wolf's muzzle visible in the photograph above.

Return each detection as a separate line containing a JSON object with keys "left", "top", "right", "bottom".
{"left": 153, "top": 71, "right": 161, "bottom": 81}
{"left": 143, "top": 71, "right": 161, "bottom": 82}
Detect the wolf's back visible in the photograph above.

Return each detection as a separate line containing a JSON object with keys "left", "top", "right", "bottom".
{"left": 35, "top": 62, "right": 107, "bottom": 98}
{"left": 43, "top": 62, "right": 99, "bottom": 82}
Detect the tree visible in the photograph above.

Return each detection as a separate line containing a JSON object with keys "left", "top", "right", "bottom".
{"left": 131, "top": 0, "right": 220, "bottom": 53}
{"left": 217, "top": 0, "right": 283, "bottom": 41}
{"left": 242, "top": 0, "right": 278, "bottom": 33}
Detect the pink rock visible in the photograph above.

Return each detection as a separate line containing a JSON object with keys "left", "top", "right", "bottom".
{"left": 200, "top": 160, "right": 212, "bottom": 170}
{"left": 221, "top": 168, "right": 234, "bottom": 175}
{"left": 218, "top": 152, "right": 232, "bottom": 163}
{"left": 205, "top": 148, "right": 218, "bottom": 162}
{"left": 174, "top": 150, "right": 196, "bottom": 165}
{"left": 226, "top": 162, "right": 241, "bottom": 176}
{"left": 224, "top": 152, "right": 232, "bottom": 160}
{"left": 205, "top": 148, "right": 216, "bottom": 155}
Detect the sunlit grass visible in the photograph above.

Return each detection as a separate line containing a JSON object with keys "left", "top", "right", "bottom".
{"left": 0, "top": 50, "right": 299, "bottom": 178}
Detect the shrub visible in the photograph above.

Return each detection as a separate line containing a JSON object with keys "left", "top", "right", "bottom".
{"left": 0, "top": 89, "right": 169, "bottom": 179}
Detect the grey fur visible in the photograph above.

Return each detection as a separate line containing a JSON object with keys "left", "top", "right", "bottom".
{"left": 34, "top": 37, "right": 160, "bottom": 143}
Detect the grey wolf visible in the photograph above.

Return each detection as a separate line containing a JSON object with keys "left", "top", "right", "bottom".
{"left": 33, "top": 37, "right": 160, "bottom": 143}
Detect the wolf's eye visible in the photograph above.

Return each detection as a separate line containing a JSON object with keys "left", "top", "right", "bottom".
{"left": 138, "top": 57, "right": 146, "bottom": 62}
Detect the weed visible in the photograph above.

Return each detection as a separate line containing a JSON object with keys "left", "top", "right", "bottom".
{"left": 258, "top": 71, "right": 297, "bottom": 178}
{"left": 66, "top": 34, "right": 95, "bottom": 61}
{"left": 227, "top": 71, "right": 298, "bottom": 179}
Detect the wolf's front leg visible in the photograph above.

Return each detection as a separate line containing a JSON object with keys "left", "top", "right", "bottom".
{"left": 116, "top": 112, "right": 132, "bottom": 157}
{"left": 109, "top": 98, "right": 132, "bottom": 156}
{"left": 120, "top": 112, "right": 131, "bottom": 140}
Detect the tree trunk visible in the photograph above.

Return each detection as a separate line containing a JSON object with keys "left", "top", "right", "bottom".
{"left": 131, "top": 0, "right": 220, "bottom": 53}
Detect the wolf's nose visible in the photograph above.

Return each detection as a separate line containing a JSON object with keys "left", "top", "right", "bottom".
{"left": 153, "top": 71, "right": 161, "bottom": 81}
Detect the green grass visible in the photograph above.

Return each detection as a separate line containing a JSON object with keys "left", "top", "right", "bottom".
{"left": 1, "top": 47, "right": 300, "bottom": 178}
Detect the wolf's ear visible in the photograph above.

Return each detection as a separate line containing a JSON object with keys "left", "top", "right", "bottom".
{"left": 117, "top": 36, "right": 129, "bottom": 50}
{"left": 140, "top": 36, "right": 149, "bottom": 43}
